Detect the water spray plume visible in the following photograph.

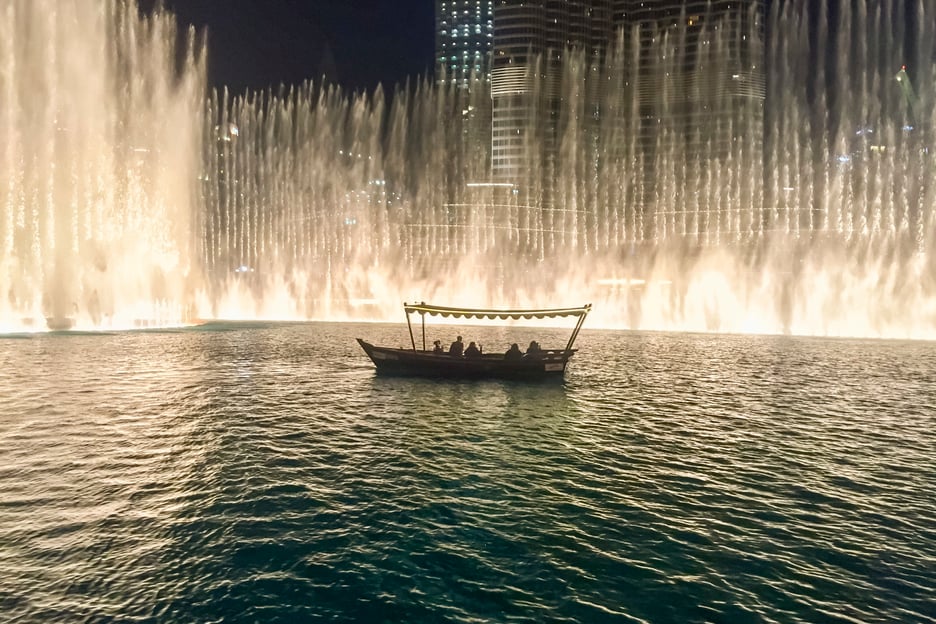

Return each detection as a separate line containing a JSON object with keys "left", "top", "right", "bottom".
{"left": 2, "top": 0, "right": 935, "bottom": 339}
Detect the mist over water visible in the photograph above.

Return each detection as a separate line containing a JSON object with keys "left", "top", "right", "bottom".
{"left": 1, "top": 0, "right": 935, "bottom": 337}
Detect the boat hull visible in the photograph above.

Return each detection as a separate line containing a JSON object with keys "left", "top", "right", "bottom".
{"left": 357, "top": 339, "right": 573, "bottom": 380}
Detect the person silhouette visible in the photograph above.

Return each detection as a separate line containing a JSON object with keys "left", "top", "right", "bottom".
{"left": 432, "top": 339, "right": 444, "bottom": 354}
{"left": 464, "top": 341, "right": 481, "bottom": 358}
{"left": 449, "top": 335, "right": 464, "bottom": 356}
{"left": 504, "top": 343, "right": 523, "bottom": 360}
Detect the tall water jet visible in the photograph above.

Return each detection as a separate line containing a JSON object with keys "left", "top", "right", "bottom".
{"left": 200, "top": 78, "right": 494, "bottom": 321}
{"left": 0, "top": 0, "right": 206, "bottom": 331}
{"left": 199, "top": 0, "right": 935, "bottom": 338}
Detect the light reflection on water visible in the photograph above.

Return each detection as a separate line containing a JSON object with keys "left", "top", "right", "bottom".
{"left": 1, "top": 323, "right": 934, "bottom": 622}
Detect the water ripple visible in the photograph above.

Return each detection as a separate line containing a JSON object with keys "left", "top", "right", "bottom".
{"left": 1, "top": 325, "right": 935, "bottom": 622}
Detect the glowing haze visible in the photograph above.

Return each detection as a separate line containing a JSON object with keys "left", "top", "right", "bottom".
{"left": 0, "top": 0, "right": 205, "bottom": 331}
{"left": 2, "top": 0, "right": 935, "bottom": 338}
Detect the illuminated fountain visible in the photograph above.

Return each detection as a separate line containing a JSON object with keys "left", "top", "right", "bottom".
{"left": 198, "top": 80, "right": 494, "bottom": 321}
{"left": 202, "top": 0, "right": 935, "bottom": 337}
{"left": 3, "top": 0, "right": 933, "bottom": 338}
{"left": 0, "top": 0, "right": 205, "bottom": 331}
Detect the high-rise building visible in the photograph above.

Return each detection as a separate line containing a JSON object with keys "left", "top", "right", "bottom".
{"left": 490, "top": 1, "right": 613, "bottom": 185}
{"left": 435, "top": 1, "right": 495, "bottom": 87}
{"left": 613, "top": 0, "right": 767, "bottom": 242}
{"left": 434, "top": 1, "right": 497, "bottom": 257}
{"left": 461, "top": 0, "right": 766, "bottom": 249}
{"left": 614, "top": 0, "right": 766, "bottom": 154}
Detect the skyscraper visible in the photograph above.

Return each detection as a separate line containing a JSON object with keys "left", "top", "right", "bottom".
{"left": 490, "top": 1, "right": 613, "bottom": 185}
{"left": 435, "top": 0, "right": 495, "bottom": 87}
{"left": 449, "top": 0, "right": 767, "bottom": 251}
{"left": 613, "top": 0, "right": 767, "bottom": 242}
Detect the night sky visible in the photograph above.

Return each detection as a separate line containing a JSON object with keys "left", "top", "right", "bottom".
{"left": 140, "top": 0, "right": 434, "bottom": 94}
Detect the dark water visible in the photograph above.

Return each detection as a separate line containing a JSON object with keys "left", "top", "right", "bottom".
{"left": 1, "top": 322, "right": 934, "bottom": 623}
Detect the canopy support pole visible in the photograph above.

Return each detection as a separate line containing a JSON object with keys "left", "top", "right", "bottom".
{"left": 565, "top": 303, "right": 591, "bottom": 351}
{"left": 405, "top": 306, "right": 416, "bottom": 351}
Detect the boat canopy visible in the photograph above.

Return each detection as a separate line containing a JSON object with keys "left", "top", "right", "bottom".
{"left": 404, "top": 302, "right": 590, "bottom": 320}
{"left": 402, "top": 302, "right": 591, "bottom": 352}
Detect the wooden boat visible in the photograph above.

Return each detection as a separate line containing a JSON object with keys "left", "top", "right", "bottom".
{"left": 357, "top": 302, "right": 591, "bottom": 379}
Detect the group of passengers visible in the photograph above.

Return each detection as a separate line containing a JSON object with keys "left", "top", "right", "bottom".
{"left": 504, "top": 340, "right": 542, "bottom": 360}
{"left": 433, "top": 336, "right": 543, "bottom": 360}
{"left": 432, "top": 335, "right": 481, "bottom": 357}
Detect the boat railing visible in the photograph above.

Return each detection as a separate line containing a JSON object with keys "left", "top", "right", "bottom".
{"left": 413, "top": 347, "right": 576, "bottom": 360}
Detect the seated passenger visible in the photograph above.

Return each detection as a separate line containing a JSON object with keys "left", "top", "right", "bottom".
{"left": 432, "top": 340, "right": 444, "bottom": 354}
{"left": 524, "top": 340, "right": 543, "bottom": 359}
{"left": 504, "top": 343, "right": 523, "bottom": 360}
{"left": 464, "top": 341, "right": 482, "bottom": 358}
{"left": 449, "top": 335, "right": 464, "bottom": 357}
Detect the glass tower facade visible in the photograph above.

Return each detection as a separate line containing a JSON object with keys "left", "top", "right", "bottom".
{"left": 613, "top": 0, "right": 767, "bottom": 241}
{"left": 490, "top": 1, "right": 613, "bottom": 185}
{"left": 614, "top": 0, "right": 766, "bottom": 156}
{"left": 444, "top": 0, "right": 768, "bottom": 246}
{"left": 435, "top": 0, "right": 495, "bottom": 87}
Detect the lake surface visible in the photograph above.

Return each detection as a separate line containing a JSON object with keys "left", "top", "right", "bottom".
{"left": 1, "top": 322, "right": 934, "bottom": 623}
